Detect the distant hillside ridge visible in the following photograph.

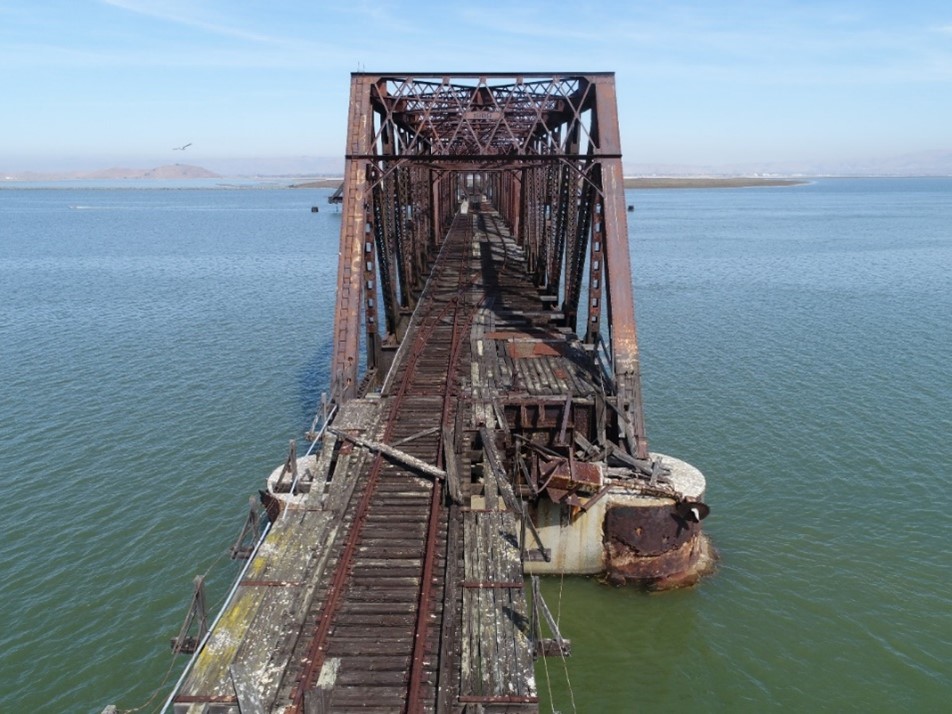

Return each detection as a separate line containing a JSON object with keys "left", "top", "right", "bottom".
{"left": 83, "top": 164, "right": 221, "bottom": 179}
{"left": 2, "top": 164, "right": 221, "bottom": 181}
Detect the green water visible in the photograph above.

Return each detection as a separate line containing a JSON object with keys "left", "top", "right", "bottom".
{"left": 0, "top": 179, "right": 949, "bottom": 712}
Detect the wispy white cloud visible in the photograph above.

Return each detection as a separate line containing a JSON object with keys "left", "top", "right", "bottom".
{"left": 4, "top": 0, "right": 952, "bottom": 166}
{"left": 100, "top": 0, "right": 279, "bottom": 43}
{"left": 332, "top": 0, "right": 426, "bottom": 37}
{"left": 0, "top": 39, "right": 355, "bottom": 71}
{"left": 449, "top": 4, "right": 952, "bottom": 86}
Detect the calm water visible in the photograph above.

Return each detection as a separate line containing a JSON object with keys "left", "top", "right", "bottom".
{"left": 1, "top": 179, "right": 949, "bottom": 712}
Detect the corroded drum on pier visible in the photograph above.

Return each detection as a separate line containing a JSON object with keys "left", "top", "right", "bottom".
{"left": 526, "top": 454, "right": 715, "bottom": 590}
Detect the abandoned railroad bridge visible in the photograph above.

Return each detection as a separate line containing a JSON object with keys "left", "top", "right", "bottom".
{"left": 152, "top": 72, "right": 714, "bottom": 714}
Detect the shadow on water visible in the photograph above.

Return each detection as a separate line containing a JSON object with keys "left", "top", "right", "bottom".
{"left": 535, "top": 576, "right": 702, "bottom": 711}
{"left": 295, "top": 337, "right": 334, "bottom": 427}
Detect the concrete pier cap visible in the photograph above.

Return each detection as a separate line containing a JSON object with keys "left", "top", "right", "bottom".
{"left": 656, "top": 452, "right": 706, "bottom": 501}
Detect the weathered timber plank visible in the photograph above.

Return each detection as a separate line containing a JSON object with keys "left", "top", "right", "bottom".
{"left": 334, "top": 613, "right": 418, "bottom": 627}
{"left": 485, "top": 515, "right": 504, "bottom": 696}
{"left": 461, "top": 514, "right": 476, "bottom": 697}
{"left": 436, "top": 506, "right": 462, "bottom": 713}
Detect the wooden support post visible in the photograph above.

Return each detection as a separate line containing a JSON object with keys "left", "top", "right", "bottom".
{"left": 530, "top": 576, "right": 571, "bottom": 658}
{"left": 170, "top": 575, "right": 208, "bottom": 655}
{"left": 327, "top": 427, "right": 447, "bottom": 482}
{"left": 230, "top": 496, "right": 261, "bottom": 560}
{"left": 285, "top": 439, "right": 298, "bottom": 481}
{"left": 306, "top": 392, "right": 329, "bottom": 441}
{"left": 272, "top": 439, "right": 299, "bottom": 493}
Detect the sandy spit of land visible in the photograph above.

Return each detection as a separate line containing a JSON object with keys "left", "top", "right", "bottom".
{"left": 622, "top": 177, "right": 807, "bottom": 189}
{"left": 291, "top": 178, "right": 344, "bottom": 188}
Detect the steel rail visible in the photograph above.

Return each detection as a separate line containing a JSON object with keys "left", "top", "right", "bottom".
{"left": 406, "top": 217, "right": 475, "bottom": 713}
{"left": 287, "top": 218, "right": 473, "bottom": 713}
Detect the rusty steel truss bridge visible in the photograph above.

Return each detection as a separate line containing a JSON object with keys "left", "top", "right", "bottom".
{"left": 159, "top": 72, "right": 711, "bottom": 714}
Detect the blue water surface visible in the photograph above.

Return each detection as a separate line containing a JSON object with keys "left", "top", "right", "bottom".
{"left": 0, "top": 179, "right": 949, "bottom": 712}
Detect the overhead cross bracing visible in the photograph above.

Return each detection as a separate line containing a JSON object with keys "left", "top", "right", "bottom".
{"left": 332, "top": 72, "right": 648, "bottom": 461}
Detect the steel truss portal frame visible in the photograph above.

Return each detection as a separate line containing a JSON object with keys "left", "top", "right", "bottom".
{"left": 330, "top": 72, "right": 648, "bottom": 459}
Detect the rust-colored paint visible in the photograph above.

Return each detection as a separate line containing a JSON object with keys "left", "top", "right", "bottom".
{"left": 505, "top": 341, "right": 570, "bottom": 359}
{"left": 603, "top": 503, "right": 707, "bottom": 587}
{"left": 546, "top": 459, "right": 601, "bottom": 494}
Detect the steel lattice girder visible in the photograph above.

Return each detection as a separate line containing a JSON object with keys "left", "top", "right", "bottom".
{"left": 331, "top": 72, "right": 648, "bottom": 458}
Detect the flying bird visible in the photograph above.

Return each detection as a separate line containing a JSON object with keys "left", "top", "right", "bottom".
{"left": 172, "top": 142, "right": 192, "bottom": 151}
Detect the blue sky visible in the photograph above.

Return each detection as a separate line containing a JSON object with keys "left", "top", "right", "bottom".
{"left": 1, "top": 0, "right": 951, "bottom": 172}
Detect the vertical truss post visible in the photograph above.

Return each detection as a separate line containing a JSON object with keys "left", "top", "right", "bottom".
{"left": 363, "top": 171, "right": 381, "bottom": 375}
{"left": 584, "top": 178, "right": 606, "bottom": 344}
{"left": 430, "top": 168, "right": 442, "bottom": 250}
{"left": 591, "top": 75, "right": 648, "bottom": 458}
{"left": 407, "top": 167, "right": 428, "bottom": 301}
{"left": 563, "top": 166, "right": 594, "bottom": 333}
{"left": 510, "top": 167, "right": 522, "bottom": 244}
{"left": 371, "top": 174, "right": 399, "bottom": 341}
{"left": 392, "top": 166, "right": 412, "bottom": 307}
{"left": 521, "top": 166, "right": 535, "bottom": 271}
{"left": 331, "top": 74, "right": 375, "bottom": 403}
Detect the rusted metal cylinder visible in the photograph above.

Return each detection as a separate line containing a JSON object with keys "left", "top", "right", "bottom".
{"left": 603, "top": 500, "right": 715, "bottom": 590}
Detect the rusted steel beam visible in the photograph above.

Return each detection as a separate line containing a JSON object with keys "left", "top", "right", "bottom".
{"left": 331, "top": 74, "right": 374, "bottom": 403}
{"left": 589, "top": 74, "right": 649, "bottom": 459}
{"left": 345, "top": 152, "right": 622, "bottom": 161}
{"left": 351, "top": 70, "right": 615, "bottom": 79}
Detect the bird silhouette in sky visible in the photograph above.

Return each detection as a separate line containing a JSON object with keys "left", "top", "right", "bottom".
{"left": 172, "top": 142, "right": 192, "bottom": 151}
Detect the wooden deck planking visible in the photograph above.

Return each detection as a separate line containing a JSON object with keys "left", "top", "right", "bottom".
{"left": 172, "top": 209, "right": 555, "bottom": 713}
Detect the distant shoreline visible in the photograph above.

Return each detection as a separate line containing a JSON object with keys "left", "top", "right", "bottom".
{"left": 290, "top": 177, "right": 808, "bottom": 190}
{"left": 623, "top": 177, "right": 807, "bottom": 189}
{"left": 290, "top": 178, "right": 344, "bottom": 189}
